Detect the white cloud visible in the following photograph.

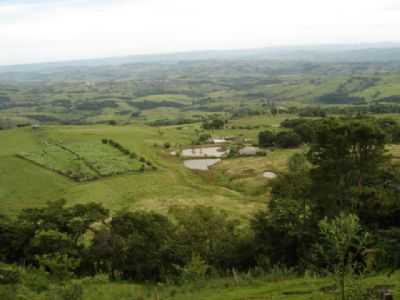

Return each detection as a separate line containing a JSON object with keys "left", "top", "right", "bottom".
{"left": 1, "top": 0, "right": 400, "bottom": 65}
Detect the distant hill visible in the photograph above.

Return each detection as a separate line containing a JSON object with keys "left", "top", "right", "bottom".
{"left": 1, "top": 43, "right": 400, "bottom": 78}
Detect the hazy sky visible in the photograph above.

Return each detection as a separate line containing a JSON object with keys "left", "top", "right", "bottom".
{"left": 1, "top": 0, "right": 400, "bottom": 65}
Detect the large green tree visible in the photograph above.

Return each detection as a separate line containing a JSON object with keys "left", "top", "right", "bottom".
{"left": 308, "top": 118, "right": 389, "bottom": 218}
{"left": 108, "top": 211, "right": 176, "bottom": 281}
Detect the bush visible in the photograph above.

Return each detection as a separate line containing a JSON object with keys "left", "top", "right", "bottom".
{"left": 36, "top": 253, "right": 80, "bottom": 281}
{"left": 21, "top": 267, "right": 50, "bottom": 293}
{"left": 47, "top": 282, "right": 83, "bottom": 300}
{"left": 288, "top": 153, "right": 308, "bottom": 173}
{"left": 0, "top": 286, "right": 16, "bottom": 300}
{"left": 177, "top": 254, "right": 209, "bottom": 283}
{"left": 0, "top": 267, "right": 20, "bottom": 284}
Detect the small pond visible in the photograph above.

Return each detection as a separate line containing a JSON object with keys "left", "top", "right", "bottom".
{"left": 263, "top": 171, "right": 277, "bottom": 179}
{"left": 181, "top": 147, "right": 228, "bottom": 158}
{"left": 212, "top": 138, "right": 227, "bottom": 144}
{"left": 184, "top": 159, "right": 221, "bottom": 171}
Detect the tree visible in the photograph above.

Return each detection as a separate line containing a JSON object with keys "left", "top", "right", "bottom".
{"left": 258, "top": 130, "right": 275, "bottom": 147}
{"left": 202, "top": 119, "right": 225, "bottom": 130}
{"left": 317, "top": 213, "right": 369, "bottom": 300}
{"left": 293, "top": 121, "right": 316, "bottom": 144}
{"left": 270, "top": 107, "right": 278, "bottom": 116}
{"left": 253, "top": 170, "right": 314, "bottom": 268}
{"left": 275, "top": 131, "right": 302, "bottom": 148}
{"left": 170, "top": 206, "right": 254, "bottom": 271}
{"left": 1, "top": 200, "right": 109, "bottom": 276}
{"left": 308, "top": 118, "right": 388, "bottom": 218}
{"left": 109, "top": 211, "right": 176, "bottom": 281}
{"left": 0, "top": 215, "right": 17, "bottom": 262}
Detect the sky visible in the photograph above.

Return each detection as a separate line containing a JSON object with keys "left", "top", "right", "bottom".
{"left": 1, "top": 0, "right": 400, "bottom": 65}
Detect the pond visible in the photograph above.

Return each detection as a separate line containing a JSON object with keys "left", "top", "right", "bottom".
{"left": 184, "top": 159, "right": 221, "bottom": 171}
{"left": 181, "top": 147, "right": 228, "bottom": 158}
{"left": 263, "top": 171, "right": 277, "bottom": 179}
{"left": 212, "top": 138, "right": 227, "bottom": 144}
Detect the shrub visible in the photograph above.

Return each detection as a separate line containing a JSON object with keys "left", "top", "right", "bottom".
{"left": 177, "top": 254, "right": 209, "bottom": 283}
{"left": 47, "top": 282, "right": 83, "bottom": 300}
{"left": 36, "top": 253, "right": 80, "bottom": 281}
{"left": 21, "top": 267, "right": 50, "bottom": 293}
{"left": 288, "top": 153, "right": 308, "bottom": 173}
{"left": 0, "top": 267, "right": 20, "bottom": 284}
{"left": 0, "top": 286, "right": 16, "bottom": 300}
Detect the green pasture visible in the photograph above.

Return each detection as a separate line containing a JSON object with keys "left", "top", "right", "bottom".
{"left": 2, "top": 113, "right": 400, "bottom": 217}
{"left": 0, "top": 123, "right": 272, "bottom": 217}
{"left": 78, "top": 272, "right": 400, "bottom": 300}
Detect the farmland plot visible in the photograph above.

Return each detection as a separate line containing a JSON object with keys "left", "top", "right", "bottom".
{"left": 18, "top": 141, "right": 146, "bottom": 181}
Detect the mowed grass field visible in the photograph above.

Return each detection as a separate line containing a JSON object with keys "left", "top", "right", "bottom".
{"left": 0, "top": 119, "right": 292, "bottom": 217}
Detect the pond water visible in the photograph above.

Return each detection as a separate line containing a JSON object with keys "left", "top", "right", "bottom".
{"left": 184, "top": 159, "right": 221, "bottom": 171}
{"left": 263, "top": 171, "right": 277, "bottom": 179}
{"left": 239, "top": 146, "right": 260, "bottom": 156}
{"left": 212, "top": 138, "right": 227, "bottom": 144}
{"left": 181, "top": 147, "right": 228, "bottom": 158}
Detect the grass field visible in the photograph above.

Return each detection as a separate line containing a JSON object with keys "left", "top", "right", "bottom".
{"left": 1, "top": 121, "right": 287, "bottom": 217}
{"left": 3, "top": 268, "right": 398, "bottom": 300}
{"left": 3, "top": 114, "right": 400, "bottom": 217}
{"left": 73, "top": 271, "right": 400, "bottom": 300}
